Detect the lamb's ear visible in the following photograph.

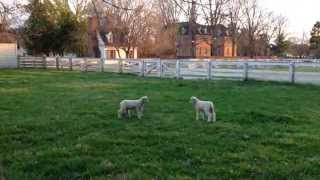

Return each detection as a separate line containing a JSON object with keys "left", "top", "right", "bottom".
{"left": 143, "top": 96, "right": 149, "bottom": 102}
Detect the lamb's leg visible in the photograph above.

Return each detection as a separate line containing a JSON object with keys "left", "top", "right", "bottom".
{"left": 201, "top": 111, "right": 205, "bottom": 120}
{"left": 118, "top": 109, "right": 122, "bottom": 119}
{"left": 128, "top": 109, "right": 131, "bottom": 118}
{"left": 196, "top": 110, "right": 199, "bottom": 121}
{"left": 137, "top": 107, "right": 142, "bottom": 119}
{"left": 212, "top": 112, "right": 216, "bottom": 122}
{"left": 207, "top": 113, "right": 212, "bottom": 122}
{"left": 140, "top": 107, "right": 144, "bottom": 118}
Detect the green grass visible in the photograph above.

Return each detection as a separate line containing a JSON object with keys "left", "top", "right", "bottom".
{"left": 1, "top": 69, "right": 320, "bottom": 179}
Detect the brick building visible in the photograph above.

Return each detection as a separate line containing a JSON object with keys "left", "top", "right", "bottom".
{"left": 176, "top": 22, "right": 237, "bottom": 58}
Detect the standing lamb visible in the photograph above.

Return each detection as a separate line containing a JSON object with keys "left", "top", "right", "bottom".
{"left": 118, "top": 96, "right": 148, "bottom": 119}
{"left": 190, "top": 96, "right": 216, "bottom": 122}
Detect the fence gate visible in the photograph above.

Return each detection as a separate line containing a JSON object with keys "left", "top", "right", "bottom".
{"left": 122, "top": 60, "right": 140, "bottom": 75}
{"left": 142, "top": 60, "right": 159, "bottom": 77}
{"left": 19, "top": 56, "right": 45, "bottom": 68}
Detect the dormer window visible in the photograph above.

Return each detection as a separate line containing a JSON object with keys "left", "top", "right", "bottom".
{"left": 181, "top": 27, "right": 187, "bottom": 35}
{"left": 203, "top": 27, "right": 208, "bottom": 34}
{"left": 106, "top": 32, "right": 113, "bottom": 43}
{"left": 217, "top": 29, "right": 222, "bottom": 36}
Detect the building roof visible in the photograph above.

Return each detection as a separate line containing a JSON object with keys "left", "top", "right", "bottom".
{"left": 88, "top": 16, "right": 126, "bottom": 46}
{"left": 0, "top": 32, "right": 16, "bottom": 43}
{"left": 177, "top": 22, "right": 230, "bottom": 37}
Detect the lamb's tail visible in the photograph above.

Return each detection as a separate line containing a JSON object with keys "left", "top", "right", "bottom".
{"left": 209, "top": 102, "right": 214, "bottom": 113}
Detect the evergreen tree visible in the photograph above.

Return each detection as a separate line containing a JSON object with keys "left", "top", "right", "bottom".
{"left": 22, "top": 0, "right": 87, "bottom": 56}
{"left": 272, "top": 33, "right": 289, "bottom": 57}
{"left": 310, "top": 21, "right": 320, "bottom": 58}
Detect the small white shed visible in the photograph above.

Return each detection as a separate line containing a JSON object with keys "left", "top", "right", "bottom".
{"left": 0, "top": 43, "right": 17, "bottom": 68}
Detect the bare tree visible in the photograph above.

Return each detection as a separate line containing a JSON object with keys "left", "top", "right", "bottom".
{"left": 170, "top": 0, "right": 203, "bottom": 57}
{"left": 288, "top": 32, "right": 310, "bottom": 58}
{"left": 96, "top": 0, "right": 150, "bottom": 58}
{"left": 172, "top": 0, "right": 232, "bottom": 56}
{"left": 121, "top": 4, "right": 151, "bottom": 58}
{"left": 258, "top": 12, "right": 278, "bottom": 56}
{"left": 150, "top": 0, "right": 185, "bottom": 57}
{"left": 240, "top": 0, "right": 266, "bottom": 57}
{"left": 155, "top": 0, "right": 182, "bottom": 26}
{"left": 88, "top": 0, "right": 137, "bottom": 31}
{"left": 0, "top": 0, "right": 23, "bottom": 32}
{"left": 69, "top": 0, "right": 90, "bottom": 18}
{"left": 88, "top": 0, "right": 106, "bottom": 30}
{"left": 298, "top": 32, "right": 310, "bottom": 58}
{"left": 226, "top": 0, "right": 243, "bottom": 56}
{"left": 198, "top": 0, "right": 229, "bottom": 55}
{"left": 87, "top": 0, "right": 145, "bottom": 57}
{"left": 200, "top": 0, "right": 229, "bottom": 27}
{"left": 274, "top": 14, "right": 288, "bottom": 38}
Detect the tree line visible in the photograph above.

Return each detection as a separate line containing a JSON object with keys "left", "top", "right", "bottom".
{"left": 1, "top": 0, "right": 320, "bottom": 58}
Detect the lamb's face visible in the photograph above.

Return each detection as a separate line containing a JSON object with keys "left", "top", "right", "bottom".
{"left": 141, "top": 96, "right": 149, "bottom": 103}
{"left": 190, "top": 97, "right": 197, "bottom": 104}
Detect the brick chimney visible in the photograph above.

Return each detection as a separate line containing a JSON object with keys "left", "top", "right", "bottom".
{"left": 189, "top": 0, "right": 197, "bottom": 57}
{"left": 189, "top": 0, "right": 197, "bottom": 26}
{"left": 88, "top": 17, "right": 99, "bottom": 34}
{"left": 87, "top": 17, "right": 100, "bottom": 57}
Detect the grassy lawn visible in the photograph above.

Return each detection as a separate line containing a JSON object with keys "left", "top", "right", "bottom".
{"left": 0, "top": 69, "right": 320, "bottom": 179}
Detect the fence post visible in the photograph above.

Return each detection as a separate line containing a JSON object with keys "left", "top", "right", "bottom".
{"left": 176, "top": 60, "right": 181, "bottom": 79}
{"left": 42, "top": 55, "right": 47, "bottom": 69}
{"left": 69, "top": 57, "right": 73, "bottom": 71}
{"left": 140, "top": 60, "right": 145, "bottom": 77}
{"left": 17, "top": 55, "right": 20, "bottom": 68}
{"left": 32, "top": 57, "right": 35, "bottom": 68}
{"left": 143, "top": 60, "right": 146, "bottom": 76}
{"left": 158, "top": 59, "right": 162, "bottom": 78}
{"left": 207, "top": 60, "right": 212, "bottom": 80}
{"left": 289, "top": 62, "right": 295, "bottom": 83}
{"left": 243, "top": 61, "right": 249, "bottom": 81}
{"left": 56, "top": 56, "right": 60, "bottom": 70}
{"left": 100, "top": 58, "right": 105, "bottom": 72}
{"left": 118, "top": 60, "right": 123, "bottom": 73}
{"left": 84, "top": 58, "right": 88, "bottom": 72}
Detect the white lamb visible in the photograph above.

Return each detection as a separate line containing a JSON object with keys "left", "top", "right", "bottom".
{"left": 118, "top": 96, "right": 148, "bottom": 119}
{"left": 190, "top": 96, "right": 216, "bottom": 122}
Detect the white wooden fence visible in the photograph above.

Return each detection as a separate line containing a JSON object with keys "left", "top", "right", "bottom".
{"left": 17, "top": 56, "right": 320, "bottom": 85}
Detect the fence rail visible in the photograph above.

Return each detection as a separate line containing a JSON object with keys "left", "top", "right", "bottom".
{"left": 17, "top": 56, "right": 320, "bottom": 85}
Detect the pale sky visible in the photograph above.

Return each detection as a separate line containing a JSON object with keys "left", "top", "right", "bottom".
{"left": 261, "top": 0, "right": 320, "bottom": 38}
{"left": 3, "top": 0, "right": 320, "bottom": 38}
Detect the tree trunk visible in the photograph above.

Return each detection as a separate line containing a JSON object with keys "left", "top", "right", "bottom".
{"left": 232, "top": 37, "right": 237, "bottom": 57}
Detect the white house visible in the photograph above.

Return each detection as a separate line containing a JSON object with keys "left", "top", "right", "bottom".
{"left": 88, "top": 17, "right": 138, "bottom": 59}
{"left": 0, "top": 31, "right": 17, "bottom": 68}
{"left": 97, "top": 32, "right": 138, "bottom": 60}
{"left": 0, "top": 43, "right": 17, "bottom": 68}
{"left": 105, "top": 46, "right": 138, "bottom": 59}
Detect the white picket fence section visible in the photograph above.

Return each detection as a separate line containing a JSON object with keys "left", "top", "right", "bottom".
{"left": 17, "top": 56, "right": 320, "bottom": 85}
